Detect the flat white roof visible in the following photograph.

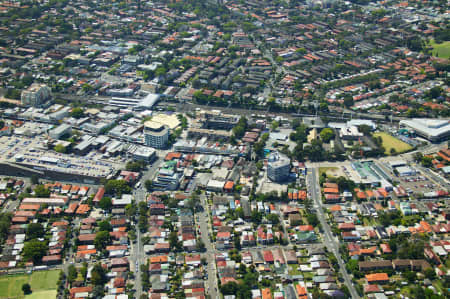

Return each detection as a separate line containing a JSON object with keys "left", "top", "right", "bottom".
{"left": 396, "top": 166, "right": 415, "bottom": 174}
{"left": 400, "top": 118, "right": 450, "bottom": 137}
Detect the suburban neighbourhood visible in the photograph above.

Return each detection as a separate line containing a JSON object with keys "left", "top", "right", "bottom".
{"left": 0, "top": 0, "right": 449, "bottom": 298}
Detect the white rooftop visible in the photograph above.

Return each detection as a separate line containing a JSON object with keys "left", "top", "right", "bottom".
{"left": 400, "top": 118, "right": 450, "bottom": 137}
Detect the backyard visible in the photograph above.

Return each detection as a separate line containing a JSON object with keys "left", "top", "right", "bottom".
{"left": 0, "top": 270, "right": 59, "bottom": 299}
{"left": 373, "top": 132, "right": 412, "bottom": 155}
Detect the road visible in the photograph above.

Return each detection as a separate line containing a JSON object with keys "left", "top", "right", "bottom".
{"left": 415, "top": 164, "right": 450, "bottom": 190}
{"left": 132, "top": 187, "right": 145, "bottom": 299}
{"left": 131, "top": 156, "right": 164, "bottom": 298}
{"left": 197, "top": 194, "right": 219, "bottom": 298}
{"left": 61, "top": 217, "right": 80, "bottom": 290}
{"left": 307, "top": 167, "right": 360, "bottom": 299}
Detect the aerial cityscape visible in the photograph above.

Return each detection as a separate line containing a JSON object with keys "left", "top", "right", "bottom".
{"left": 0, "top": 0, "right": 448, "bottom": 298}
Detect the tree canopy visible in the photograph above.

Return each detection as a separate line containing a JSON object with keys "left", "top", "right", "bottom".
{"left": 91, "top": 263, "right": 107, "bottom": 286}
{"left": 98, "top": 220, "right": 112, "bottom": 232}
{"left": 54, "top": 144, "right": 66, "bottom": 153}
{"left": 26, "top": 223, "right": 45, "bottom": 240}
{"left": 34, "top": 185, "right": 50, "bottom": 198}
{"left": 232, "top": 116, "right": 248, "bottom": 139}
{"left": 70, "top": 107, "right": 84, "bottom": 119}
{"left": 320, "top": 128, "right": 335, "bottom": 143}
{"left": 99, "top": 196, "right": 112, "bottom": 211}
{"left": 0, "top": 213, "right": 12, "bottom": 243}
{"left": 23, "top": 240, "right": 48, "bottom": 263}
{"left": 105, "top": 180, "right": 131, "bottom": 196}
{"left": 94, "top": 231, "right": 111, "bottom": 251}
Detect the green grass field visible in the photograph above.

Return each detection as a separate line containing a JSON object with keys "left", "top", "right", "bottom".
{"left": 429, "top": 40, "right": 450, "bottom": 59}
{"left": 0, "top": 270, "right": 59, "bottom": 299}
{"left": 26, "top": 290, "right": 58, "bottom": 299}
{"left": 319, "top": 167, "right": 338, "bottom": 178}
{"left": 373, "top": 132, "right": 412, "bottom": 155}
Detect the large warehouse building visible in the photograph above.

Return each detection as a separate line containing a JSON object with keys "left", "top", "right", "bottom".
{"left": 399, "top": 118, "right": 450, "bottom": 142}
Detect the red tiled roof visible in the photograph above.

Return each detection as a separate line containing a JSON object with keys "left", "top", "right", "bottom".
{"left": 366, "top": 273, "right": 389, "bottom": 282}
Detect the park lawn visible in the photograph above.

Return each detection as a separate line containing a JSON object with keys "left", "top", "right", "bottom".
{"left": 319, "top": 167, "right": 338, "bottom": 178}
{"left": 25, "top": 290, "right": 57, "bottom": 299}
{"left": 429, "top": 40, "right": 450, "bottom": 59}
{"left": 0, "top": 270, "right": 59, "bottom": 299}
{"left": 0, "top": 275, "right": 28, "bottom": 298}
{"left": 373, "top": 132, "right": 412, "bottom": 155}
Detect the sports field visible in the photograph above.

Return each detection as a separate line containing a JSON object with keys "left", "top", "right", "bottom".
{"left": 429, "top": 40, "right": 450, "bottom": 59}
{"left": 0, "top": 270, "right": 59, "bottom": 299}
{"left": 373, "top": 132, "right": 412, "bottom": 155}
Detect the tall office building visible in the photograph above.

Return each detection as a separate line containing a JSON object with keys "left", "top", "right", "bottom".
{"left": 267, "top": 152, "right": 291, "bottom": 182}
{"left": 144, "top": 120, "right": 169, "bottom": 149}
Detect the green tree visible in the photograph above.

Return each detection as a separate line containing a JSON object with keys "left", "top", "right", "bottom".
{"left": 54, "top": 144, "right": 66, "bottom": 153}
{"left": 424, "top": 267, "right": 436, "bottom": 280}
{"left": 336, "top": 176, "right": 356, "bottom": 191}
{"left": 26, "top": 223, "right": 44, "bottom": 240}
{"left": 251, "top": 210, "right": 262, "bottom": 225}
{"left": 99, "top": 196, "right": 112, "bottom": 211}
{"left": 92, "top": 285, "right": 104, "bottom": 297}
{"left": 105, "top": 180, "right": 131, "bottom": 196}
{"left": 220, "top": 282, "right": 239, "bottom": 296}
{"left": 94, "top": 231, "right": 111, "bottom": 251}
{"left": 80, "top": 262, "right": 88, "bottom": 280}
{"left": 296, "top": 48, "right": 307, "bottom": 55}
{"left": 359, "top": 125, "right": 372, "bottom": 135}
{"left": 271, "top": 120, "right": 279, "bottom": 131}
{"left": 82, "top": 83, "right": 93, "bottom": 93}
{"left": 22, "top": 283, "right": 31, "bottom": 295}
{"left": 307, "top": 213, "right": 319, "bottom": 226}
{"left": 232, "top": 116, "right": 248, "bottom": 139}
{"left": 125, "top": 203, "right": 137, "bottom": 218}
{"left": 22, "top": 240, "right": 48, "bottom": 263}
{"left": 0, "top": 213, "right": 12, "bottom": 243}
{"left": 304, "top": 139, "right": 325, "bottom": 161}
{"left": 128, "top": 229, "right": 136, "bottom": 242}
{"left": 155, "top": 67, "right": 167, "bottom": 77}
{"left": 70, "top": 107, "right": 84, "bottom": 119}
{"left": 144, "top": 180, "right": 153, "bottom": 191}
{"left": 169, "top": 231, "right": 181, "bottom": 251}
{"left": 421, "top": 156, "right": 433, "bottom": 168}
{"left": 196, "top": 239, "right": 205, "bottom": 251}
{"left": 346, "top": 259, "right": 360, "bottom": 276}
{"left": 413, "top": 152, "right": 423, "bottom": 162}
{"left": 290, "top": 124, "right": 308, "bottom": 143}
{"left": 67, "top": 264, "right": 77, "bottom": 284}
{"left": 126, "top": 161, "right": 144, "bottom": 172}
{"left": 91, "top": 263, "right": 107, "bottom": 286}
{"left": 30, "top": 174, "right": 39, "bottom": 185}
{"left": 320, "top": 128, "right": 335, "bottom": 143}
{"left": 343, "top": 95, "right": 354, "bottom": 108}
{"left": 266, "top": 214, "right": 279, "bottom": 224}
{"left": 34, "top": 185, "right": 50, "bottom": 197}
{"left": 404, "top": 271, "right": 416, "bottom": 283}
{"left": 98, "top": 220, "right": 112, "bottom": 232}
